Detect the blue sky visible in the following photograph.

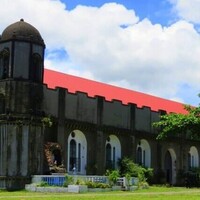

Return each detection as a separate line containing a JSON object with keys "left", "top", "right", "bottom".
{"left": 62, "top": 0, "right": 174, "bottom": 25}
{"left": 0, "top": 0, "right": 200, "bottom": 106}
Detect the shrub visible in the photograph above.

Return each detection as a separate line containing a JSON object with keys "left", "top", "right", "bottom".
{"left": 118, "top": 157, "right": 153, "bottom": 183}
{"left": 37, "top": 181, "right": 49, "bottom": 187}
{"left": 86, "top": 181, "right": 110, "bottom": 188}
{"left": 75, "top": 179, "right": 85, "bottom": 185}
{"left": 63, "top": 175, "right": 74, "bottom": 187}
{"left": 138, "top": 181, "right": 149, "bottom": 189}
{"left": 106, "top": 169, "right": 120, "bottom": 186}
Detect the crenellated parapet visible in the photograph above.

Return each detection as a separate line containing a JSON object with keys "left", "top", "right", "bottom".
{"left": 43, "top": 85, "right": 163, "bottom": 135}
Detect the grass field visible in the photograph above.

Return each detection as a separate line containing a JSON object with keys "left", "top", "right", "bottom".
{"left": 0, "top": 186, "right": 200, "bottom": 200}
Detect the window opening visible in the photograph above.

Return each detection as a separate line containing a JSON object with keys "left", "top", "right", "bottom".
{"left": 143, "top": 150, "right": 146, "bottom": 166}
{"left": 69, "top": 139, "right": 76, "bottom": 171}
{"left": 0, "top": 49, "right": 9, "bottom": 79}
{"left": 78, "top": 143, "right": 81, "bottom": 172}
{"left": 31, "top": 53, "right": 42, "bottom": 82}
{"left": 137, "top": 147, "right": 142, "bottom": 165}
{"left": 113, "top": 147, "right": 116, "bottom": 169}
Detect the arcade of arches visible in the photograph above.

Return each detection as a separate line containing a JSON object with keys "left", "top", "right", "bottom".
{"left": 65, "top": 130, "right": 200, "bottom": 185}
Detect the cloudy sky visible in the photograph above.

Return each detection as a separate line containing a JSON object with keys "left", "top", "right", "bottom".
{"left": 0, "top": 0, "right": 200, "bottom": 106}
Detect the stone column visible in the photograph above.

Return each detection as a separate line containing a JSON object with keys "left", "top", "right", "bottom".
{"left": 57, "top": 88, "right": 66, "bottom": 161}
{"left": 96, "top": 130, "right": 105, "bottom": 175}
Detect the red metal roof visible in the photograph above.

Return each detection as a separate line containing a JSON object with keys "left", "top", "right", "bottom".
{"left": 44, "top": 68, "right": 187, "bottom": 114}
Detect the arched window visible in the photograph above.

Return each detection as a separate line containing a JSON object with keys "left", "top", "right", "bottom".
{"left": 137, "top": 147, "right": 142, "bottom": 165}
{"left": 188, "top": 146, "right": 199, "bottom": 169}
{"left": 68, "top": 130, "right": 87, "bottom": 175}
{"left": 0, "top": 48, "right": 9, "bottom": 79}
{"left": 69, "top": 139, "right": 76, "bottom": 171}
{"left": 136, "top": 139, "right": 151, "bottom": 167}
{"left": 164, "top": 149, "right": 177, "bottom": 185}
{"left": 30, "top": 53, "right": 42, "bottom": 82}
{"left": 0, "top": 94, "right": 5, "bottom": 114}
{"left": 105, "top": 135, "right": 121, "bottom": 170}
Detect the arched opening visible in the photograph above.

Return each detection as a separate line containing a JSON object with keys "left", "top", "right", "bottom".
{"left": 0, "top": 94, "right": 5, "bottom": 114}
{"left": 165, "top": 151, "right": 172, "bottom": 183}
{"left": 67, "top": 130, "right": 87, "bottom": 175}
{"left": 137, "top": 146, "right": 142, "bottom": 165}
{"left": 44, "top": 142, "right": 64, "bottom": 174}
{"left": 30, "top": 53, "right": 42, "bottom": 82}
{"left": 164, "top": 149, "right": 176, "bottom": 185}
{"left": 136, "top": 139, "right": 151, "bottom": 167}
{"left": 69, "top": 139, "right": 76, "bottom": 171}
{"left": 188, "top": 146, "right": 199, "bottom": 169}
{"left": 52, "top": 149, "right": 62, "bottom": 166}
{"left": 105, "top": 135, "right": 121, "bottom": 170}
{"left": 0, "top": 48, "right": 9, "bottom": 79}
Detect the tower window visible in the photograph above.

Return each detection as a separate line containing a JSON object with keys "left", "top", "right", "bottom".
{"left": 0, "top": 48, "right": 9, "bottom": 79}
{"left": 30, "top": 53, "right": 42, "bottom": 82}
{"left": 0, "top": 94, "right": 5, "bottom": 114}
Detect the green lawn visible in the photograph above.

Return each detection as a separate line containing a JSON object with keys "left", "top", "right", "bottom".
{"left": 0, "top": 186, "right": 200, "bottom": 200}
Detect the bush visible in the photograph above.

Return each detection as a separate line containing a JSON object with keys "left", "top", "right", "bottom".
{"left": 118, "top": 157, "right": 153, "bottom": 183}
{"left": 86, "top": 181, "right": 110, "bottom": 188}
{"left": 106, "top": 169, "right": 120, "bottom": 186}
{"left": 138, "top": 181, "right": 149, "bottom": 189}
{"left": 75, "top": 179, "right": 85, "bottom": 185}
{"left": 37, "top": 181, "right": 49, "bottom": 187}
{"left": 63, "top": 175, "right": 74, "bottom": 187}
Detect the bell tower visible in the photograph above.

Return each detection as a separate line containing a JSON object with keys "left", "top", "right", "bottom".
{"left": 0, "top": 19, "right": 46, "bottom": 190}
{"left": 0, "top": 19, "right": 45, "bottom": 115}
{"left": 0, "top": 18, "right": 45, "bottom": 82}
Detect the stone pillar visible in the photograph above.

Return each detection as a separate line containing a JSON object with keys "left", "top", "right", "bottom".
{"left": 0, "top": 122, "right": 44, "bottom": 190}
{"left": 129, "top": 135, "right": 136, "bottom": 160}
{"left": 96, "top": 131, "right": 105, "bottom": 175}
{"left": 57, "top": 88, "right": 66, "bottom": 163}
{"left": 129, "top": 103, "right": 136, "bottom": 160}
{"left": 95, "top": 96, "right": 105, "bottom": 175}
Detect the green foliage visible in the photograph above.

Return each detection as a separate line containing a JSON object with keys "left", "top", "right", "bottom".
{"left": 37, "top": 181, "right": 49, "bottom": 187}
{"left": 153, "top": 104, "right": 200, "bottom": 140}
{"left": 63, "top": 175, "right": 86, "bottom": 187}
{"left": 106, "top": 169, "right": 120, "bottom": 185}
{"left": 41, "top": 116, "right": 53, "bottom": 128}
{"left": 144, "top": 168, "right": 154, "bottom": 183}
{"left": 63, "top": 175, "right": 74, "bottom": 187}
{"left": 138, "top": 181, "right": 149, "bottom": 189}
{"left": 86, "top": 181, "right": 111, "bottom": 188}
{"left": 118, "top": 157, "right": 138, "bottom": 177}
{"left": 118, "top": 157, "right": 153, "bottom": 183}
{"left": 75, "top": 179, "right": 85, "bottom": 185}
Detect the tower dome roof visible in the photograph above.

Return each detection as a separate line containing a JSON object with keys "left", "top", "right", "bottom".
{"left": 1, "top": 19, "right": 45, "bottom": 46}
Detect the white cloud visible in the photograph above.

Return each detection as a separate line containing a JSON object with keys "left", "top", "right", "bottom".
{"left": 169, "top": 0, "right": 200, "bottom": 24}
{"left": 0, "top": 0, "right": 200, "bottom": 105}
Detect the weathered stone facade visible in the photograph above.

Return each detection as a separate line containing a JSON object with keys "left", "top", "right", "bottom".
{"left": 0, "top": 20, "right": 199, "bottom": 189}
{"left": 0, "top": 19, "right": 45, "bottom": 189}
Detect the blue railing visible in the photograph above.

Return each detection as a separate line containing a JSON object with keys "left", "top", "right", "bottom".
{"left": 42, "top": 176, "right": 65, "bottom": 186}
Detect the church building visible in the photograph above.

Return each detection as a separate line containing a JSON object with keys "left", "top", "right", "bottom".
{"left": 0, "top": 19, "right": 199, "bottom": 189}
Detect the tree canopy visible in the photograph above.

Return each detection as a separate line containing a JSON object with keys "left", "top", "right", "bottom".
{"left": 153, "top": 104, "right": 200, "bottom": 140}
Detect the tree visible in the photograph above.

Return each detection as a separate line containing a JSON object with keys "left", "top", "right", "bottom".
{"left": 153, "top": 104, "right": 200, "bottom": 140}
